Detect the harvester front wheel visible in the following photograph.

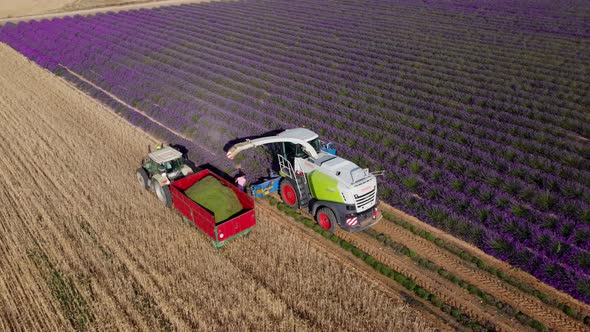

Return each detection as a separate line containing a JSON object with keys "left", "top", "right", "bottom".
{"left": 136, "top": 168, "right": 149, "bottom": 189}
{"left": 316, "top": 207, "right": 337, "bottom": 233}
{"left": 279, "top": 178, "right": 299, "bottom": 209}
{"left": 154, "top": 182, "right": 173, "bottom": 208}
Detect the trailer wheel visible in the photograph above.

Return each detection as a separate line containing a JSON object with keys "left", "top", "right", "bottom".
{"left": 154, "top": 182, "right": 173, "bottom": 208}
{"left": 136, "top": 168, "right": 149, "bottom": 189}
{"left": 279, "top": 178, "right": 299, "bottom": 208}
{"left": 316, "top": 207, "right": 337, "bottom": 233}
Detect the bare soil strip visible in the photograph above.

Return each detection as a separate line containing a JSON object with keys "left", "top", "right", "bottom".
{"left": 0, "top": 43, "right": 432, "bottom": 331}
{"left": 0, "top": 0, "right": 228, "bottom": 24}
{"left": 0, "top": 0, "right": 157, "bottom": 20}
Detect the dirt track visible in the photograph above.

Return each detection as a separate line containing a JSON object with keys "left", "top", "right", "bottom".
{"left": 0, "top": 0, "right": 227, "bottom": 23}
{"left": 0, "top": 43, "right": 433, "bottom": 331}
{"left": 0, "top": 0, "right": 160, "bottom": 20}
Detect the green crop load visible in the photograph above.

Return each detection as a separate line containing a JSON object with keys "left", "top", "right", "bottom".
{"left": 185, "top": 175, "right": 243, "bottom": 224}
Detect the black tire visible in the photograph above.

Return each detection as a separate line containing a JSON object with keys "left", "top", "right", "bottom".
{"left": 136, "top": 168, "right": 149, "bottom": 190}
{"left": 154, "top": 181, "right": 173, "bottom": 208}
{"left": 279, "top": 177, "right": 300, "bottom": 209}
{"left": 316, "top": 207, "right": 337, "bottom": 233}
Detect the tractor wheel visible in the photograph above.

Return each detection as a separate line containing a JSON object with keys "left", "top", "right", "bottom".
{"left": 316, "top": 207, "right": 337, "bottom": 233}
{"left": 154, "top": 181, "right": 173, "bottom": 208}
{"left": 279, "top": 178, "right": 299, "bottom": 209}
{"left": 136, "top": 168, "right": 149, "bottom": 189}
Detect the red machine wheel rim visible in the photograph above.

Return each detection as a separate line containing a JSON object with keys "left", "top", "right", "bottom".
{"left": 318, "top": 213, "right": 332, "bottom": 230}
{"left": 282, "top": 184, "right": 297, "bottom": 205}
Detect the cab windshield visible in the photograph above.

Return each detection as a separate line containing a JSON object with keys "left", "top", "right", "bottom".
{"left": 159, "top": 158, "right": 183, "bottom": 173}
{"left": 307, "top": 138, "right": 321, "bottom": 154}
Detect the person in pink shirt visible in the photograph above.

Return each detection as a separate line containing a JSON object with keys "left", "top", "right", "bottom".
{"left": 235, "top": 169, "right": 247, "bottom": 192}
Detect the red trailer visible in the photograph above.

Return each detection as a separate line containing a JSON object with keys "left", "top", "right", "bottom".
{"left": 170, "top": 169, "right": 256, "bottom": 247}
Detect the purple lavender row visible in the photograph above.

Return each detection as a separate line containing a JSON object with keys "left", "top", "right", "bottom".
{"left": 168, "top": 2, "right": 590, "bottom": 126}
{"left": 142, "top": 3, "right": 588, "bottom": 157}
{"left": 146, "top": 0, "right": 588, "bottom": 107}
{"left": 371, "top": 147, "right": 590, "bottom": 269}
{"left": 381, "top": 155, "right": 590, "bottom": 271}
{"left": 106, "top": 7, "right": 590, "bottom": 188}
{"left": 355, "top": 0, "right": 590, "bottom": 42}
{"left": 9, "top": 3, "right": 588, "bottom": 175}
{"left": 140, "top": 6, "right": 590, "bottom": 163}
{"left": 426, "top": 0, "right": 590, "bottom": 38}
{"left": 387, "top": 162, "right": 590, "bottom": 273}
{"left": 209, "top": 0, "right": 590, "bottom": 89}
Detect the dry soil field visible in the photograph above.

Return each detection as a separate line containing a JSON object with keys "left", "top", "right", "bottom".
{"left": 0, "top": 43, "right": 434, "bottom": 331}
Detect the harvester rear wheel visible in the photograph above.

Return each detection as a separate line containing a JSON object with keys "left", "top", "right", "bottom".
{"left": 154, "top": 181, "right": 173, "bottom": 208}
{"left": 279, "top": 178, "right": 299, "bottom": 209}
{"left": 136, "top": 168, "right": 149, "bottom": 189}
{"left": 316, "top": 207, "right": 337, "bottom": 233}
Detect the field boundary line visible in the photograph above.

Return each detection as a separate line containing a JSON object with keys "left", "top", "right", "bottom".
{"left": 60, "top": 65, "right": 219, "bottom": 157}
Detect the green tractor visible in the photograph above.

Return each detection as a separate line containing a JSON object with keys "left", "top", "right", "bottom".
{"left": 136, "top": 145, "right": 194, "bottom": 207}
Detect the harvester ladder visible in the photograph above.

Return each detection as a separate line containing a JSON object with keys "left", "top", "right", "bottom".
{"left": 278, "top": 155, "right": 310, "bottom": 208}
{"left": 278, "top": 154, "right": 295, "bottom": 179}
{"left": 296, "top": 177, "right": 310, "bottom": 209}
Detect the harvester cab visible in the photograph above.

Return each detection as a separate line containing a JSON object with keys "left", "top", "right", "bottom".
{"left": 136, "top": 146, "right": 193, "bottom": 207}
{"left": 226, "top": 128, "right": 381, "bottom": 233}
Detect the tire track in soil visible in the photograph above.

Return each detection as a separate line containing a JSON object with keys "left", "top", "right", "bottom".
{"left": 371, "top": 217, "right": 589, "bottom": 332}
{"left": 335, "top": 229, "right": 520, "bottom": 332}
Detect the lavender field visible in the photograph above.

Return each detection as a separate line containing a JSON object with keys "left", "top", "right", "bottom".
{"left": 1, "top": 0, "right": 589, "bottom": 303}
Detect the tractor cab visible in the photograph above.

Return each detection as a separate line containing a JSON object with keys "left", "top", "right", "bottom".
{"left": 143, "top": 147, "right": 189, "bottom": 181}
{"left": 137, "top": 146, "right": 193, "bottom": 207}
{"left": 274, "top": 128, "right": 328, "bottom": 165}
